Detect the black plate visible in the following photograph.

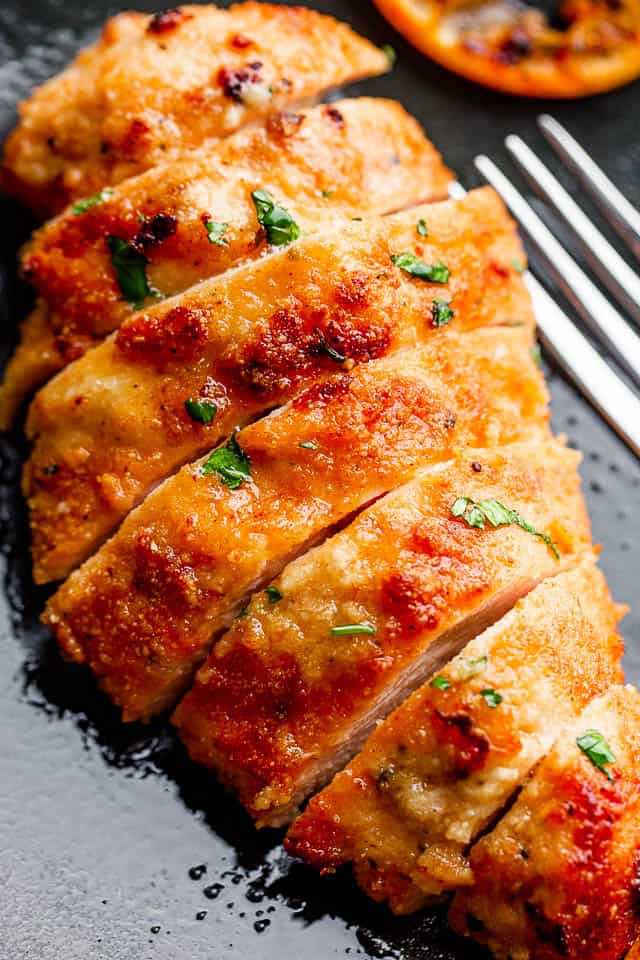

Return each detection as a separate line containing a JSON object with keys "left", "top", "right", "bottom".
{"left": 1, "top": 3, "right": 639, "bottom": 958}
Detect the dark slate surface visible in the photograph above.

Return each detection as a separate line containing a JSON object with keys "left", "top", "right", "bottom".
{"left": 1, "top": 2, "right": 638, "bottom": 958}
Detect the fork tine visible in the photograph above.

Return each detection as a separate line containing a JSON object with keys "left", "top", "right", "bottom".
{"left": 505, "top": 134, "right": 640, "bottom": 326}
{"left": 474, "top": 154, "right": 640, "bottom": 388}
{"left": 539, "top": 114, "right": 640, "bottom": 262}
{"left": 524, "top": 273, "right": 640, "bottom": 458}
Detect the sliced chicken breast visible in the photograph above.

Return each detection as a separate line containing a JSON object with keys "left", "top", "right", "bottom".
{"left": 24, "top": 188, "right": 531, "bottom": 583}
{"left": 450, "top": 685, "right": 640, "bottom": 960}
{"left": 1, "top": 3, "right": 389, "bottom": 216}
{"left": 285, "top": 559, "right": 623, "bottom": 910}
{"left": 43, "top": 325, "right": 549, "bottom": 722}
{"left": 175, "top": 438, "right": 593, "bottom": 828}
{"left": 0, "top": 98, "right": 452, "bottom": 426}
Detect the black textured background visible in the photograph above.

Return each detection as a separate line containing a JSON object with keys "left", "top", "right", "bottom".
{"left": 1, "top": 3, "right": 639, "bottom": 959}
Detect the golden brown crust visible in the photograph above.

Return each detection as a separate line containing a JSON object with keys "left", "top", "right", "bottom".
{"left": 176, "top": 441, "right": 592, "bottom": 828}
{"left": 450, "top": 685, "right": 640, "bottom": 960}
{"left": 24, "top": 188, "right": 532, "bottom": 583}
{"left": 2, "top": 4, "right": 389, "bottom": 215}
{"left": 374, "top": 0, "right": 640, "bottom": 98}
{"left": 43, "top": 326, "right": 549, "bottom": 722}
{"left": 285, "top": 559, "right": 623, "bottom": 912}
{"left": 0, "top": 98, "right": 452, "bottom": 426}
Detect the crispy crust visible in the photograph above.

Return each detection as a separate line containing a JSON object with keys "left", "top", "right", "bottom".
{"left": 450, "top": 685, "right": 640, "bottom": 960}
{"left": 285, "top": 559, "right": 623, "bottom": 912}
{"left": 42, "top": 326, "right": 549, "bottom": 722}
{"left": 24, "top": 188, "right": 532, "bottom": 583}
{"left": 175, "top": 439, "right": 593, "bottom": 827}
{"left": 1, "top": 3, "right": 389, "bottom": 215}
{"left": 373, "top": 0, "right": 640, "bottom": 98}
{"left": 0, "top": 98, "right": 452, "bottom": 426}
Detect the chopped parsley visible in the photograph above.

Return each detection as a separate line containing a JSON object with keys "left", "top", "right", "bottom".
{"left": 330, "top": 623, "right": 376, "bottom": 637}
{"left": 265, "top": 586, "right": 283, "bottom": 604}
{"left": 321, "top": 189, "right": 334, "bottom": 198}
{"left": 72, "top": 188, "right": 114, "bottom": 215}
{"left": 512, "top": 257, "right": 526, "bottom": 274}
{"left": 200, "top": 433, "right": 251, "bottom": 489}
{"left": 530, "top": 342, "right": 542, "bottom": 367}
{"left": 107, "top": 235, "right": 159, "bottom": 308}
{"left": 381, "top": 43, "right": 396, "bottom": 67}
{"left": 204, "top": 220, "right": 229, "bottom": 246}
{"left": 251, "top": 189, "right": 300, "bottom": 246}
{"left": 450, "top": 497, "right": 560, "bottom": 559}
{"left": 391, "top": 253, "right": 450, "bottom": 283}
{"left": 416, "top": 219, "right": 429, "bottom": 237}
{"left": 480, "top": 688, "right": 503, "bottom": 708}
{"left": 430, "top": 675, "right": 451, "bottom": 690}
{"left": 577, "top": 729, "right": 616, "bottom": 781}
{"left": 462, "top": 655, "right": 489, "bottom": 679}
{"left": 315, "top": 327, "right": 346, "bottom": 363}
{"left": 432, "top": 298, "right": 454, "bottom": 327}
{"left": 298, "top": 440, "right": 319, "bottom": 450}
{"left": 185, "top": 398, "right": 218, "bottom": 425}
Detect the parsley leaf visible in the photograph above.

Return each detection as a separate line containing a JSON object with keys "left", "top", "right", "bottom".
{"left": 381, "top": 43, "right": 396, "bottom": 66}
{"left": 107, "top": 235, "right": 159, "bottom": 308}
{"left": 251, "top": 189, "right": 300, "bottom": 246}
{"left": 204, "top": 220, "right": 229, "bottom": 246}
{"left": 185, "top": 398, "right": 218, "bottom": 425}
{"left": 512, "top": 257, "right": 526, "bottom": 274}
{"left": 298, "top": 440, "right": 319, "bottom": 450}
{"left": 450, "top": 497, "right": 560, "bottom": 559}
{"left": 321, "top": 189, "right": 334, "bottom": 198}
{"left": 330, "top": 623, "right": 376, "bottom": 637}
{"left": 480, "top": 688, "right": 503, "bottom": 708}
{"left": 391, "top": 253, "right": 450, "bottom": 283}
{"left": 265, "top": 586, "right": 283, "bottom": 604}
{"left": 72, "top": 188, "right": 113, "bottom": 215}
{"left": 577, "top": 729, "right": 616, "bottom": 781}
{"left": 530, "top": 342, "right": 542, "bottom": 367}
{"left": 432, "top": 298, "right": 454, "bottom": 327}
{"left": 416, "top": 219, "right": 429, "bottom": 237}
{"left": 430, "top": 675, "right": 451, "bottom": 690}
{"left": 315, "top": 327, "right": 346, "bottom": 363}
{"left": 201, "top": 433, "right": 251, "bottom": 489}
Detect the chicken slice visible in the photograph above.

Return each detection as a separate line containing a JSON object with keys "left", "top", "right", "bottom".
{"left": 1, "top": 3, "right": 389, "bottom": 216}
{"left": 174, "top": 437, "right": 592, "bottom": 827}
{"left": 43, "top": 325, "right": 549, "bottom": 722}
{"left": 450, "top": 684, "right": 640, "bottom": 960}
{"left": 0, "top": 98, "right": 452, "bottom": 427}
{"left": 24, "top": 187, "right": 531, "bottom": 583}
{"left": 285, "top": 559, "right": 623, "bottom": 910}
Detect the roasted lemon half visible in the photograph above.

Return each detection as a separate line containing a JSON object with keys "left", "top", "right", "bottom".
{"left": 373, "top": 0, "right": 640, "bottom": 97}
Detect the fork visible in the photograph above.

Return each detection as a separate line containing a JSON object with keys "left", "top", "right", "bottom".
{"left": 457, "top": 117, "right": 640, "bottom": 459}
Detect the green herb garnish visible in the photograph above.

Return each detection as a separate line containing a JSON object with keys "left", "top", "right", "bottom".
{"left": 298, "top": 440, "right": 319, "bottom": 450}
{"left": 201, "top": 433, "right": 251, "bottom": 489}
{"left": 251, "top": 189, "right": 300, "bottom": 246}
{"left": 265, "top": 586, "right": 283, "bottom": 604}
{"left": 512, "top": 257, "right": 526, "bottom": 274}
{"left": 185, "top": 398, "right": 218, "bottom": 425}
{"left": 530, "top": 342, "right": 542, "bottom": 367}
{"left": 576, "top": 729, "right": 616, "bottom": 781}
{"left": 321, "top": 189, "right": 334, "bottom": 198}
{"left": 107, "top": 235, "right": 158, "bottom": 308}
{"left": 462, "top": 655, "right": 489, "bottom": 679}
{"left": 315, "top": 328, "right": 346, "bottom": 363}
{"left": 330, "top": 623, "right": 376, "bottom": 637}
{"left": 204, "top": 220, "right": 229, "bottom": 246}
{"left": 480, "top": 688, "right": 503, "bottom": 708}
{"left": 72, "top": 188, "right": 114, "bottom": 215}
{"left": 391, "top": 253, "right": 450, "bottom": 283}
{"left": 450, "top": 497, "right": 560, "bottom": 559}
{"left": 381, "top": 43, "right": 396, "bottom": 67}
{"left": 432, "top": 298, "right": 454, "bottom": 327}
{"left": 417, "top": 219, "right": 429, "bottom": 237}
{"left": 430, "top": 675, "right": 451, "bottom": 690}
